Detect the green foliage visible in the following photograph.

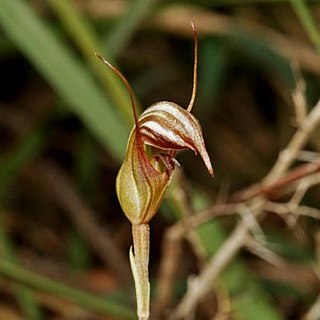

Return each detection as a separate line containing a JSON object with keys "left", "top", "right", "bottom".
{"left": 0, "top": 0, "right": 127, "bottom": 160}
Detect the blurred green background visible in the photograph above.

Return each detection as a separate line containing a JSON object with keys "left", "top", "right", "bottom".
{"left": 0, "top": 0, "right": 320, "bottom": 319}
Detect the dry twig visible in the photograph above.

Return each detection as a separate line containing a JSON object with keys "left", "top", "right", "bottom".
{"left": 169, "top": 218, "right": 252, "bottom": 320}
{"left": 170, "top": 98, "right": 320, "bottom": 319}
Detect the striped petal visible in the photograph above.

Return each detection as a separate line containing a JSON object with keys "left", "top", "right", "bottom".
{"left": 139, "top": 101, "right": 214, "bottom": 176}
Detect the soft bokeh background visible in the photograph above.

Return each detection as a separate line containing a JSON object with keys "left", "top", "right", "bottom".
{"left": 1, "top": 0, "right": 320, "bottom": 319}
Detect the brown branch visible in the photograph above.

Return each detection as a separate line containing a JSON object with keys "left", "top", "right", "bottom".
{"left": 264, "top": 100, "right": 320, "bottom": 183}
{"left": 169, "top": 219, "right": 251, "bottom": 320}
{"left": 231, "top": 159, "right": 320, "bottom": 202}
{"left": 170, "top": 97, "right": 320, "bottom": 319}
{"left": 183, "top": 160, "right": 320, "bottom": 230}
{"left": 154, "top": 169, "right": 207, "bottom": 316}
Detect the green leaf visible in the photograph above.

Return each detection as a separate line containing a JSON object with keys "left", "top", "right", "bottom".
{"left": 0, "top": 259, "right": 135, "bottom": 319}
{"left": 0, "top": 0, "right": 127, "bottom": 161}
{"left": 198, "top": 37, "right": 228, "bottom": 109}
{"left": 290, "top": 0, "right": 320, "bottom": 53}
{"left": 46, "top": 0, "right": 135, "bottom": 127}
{"left": 104, "top": 0, "right": 156, "bottom": 56}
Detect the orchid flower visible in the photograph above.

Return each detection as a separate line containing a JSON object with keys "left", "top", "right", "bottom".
{"left": 97, "top": 23, "right": 213, "bottom": 320}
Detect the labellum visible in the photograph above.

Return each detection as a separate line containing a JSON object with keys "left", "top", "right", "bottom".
{"left": 97, "top": 22, "right": 213, "bottom": 320}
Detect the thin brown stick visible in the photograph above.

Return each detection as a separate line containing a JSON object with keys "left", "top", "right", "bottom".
{"left": 169, "top": 219, "right": 252, "bottom": 320}
{"left": 170, "top": 97, "right": 320, "bottom": 319}
{"left": 156, "top": 153, "right": 320, "bottom": 313}
{"left": 265, "top": 202, "right": 320, "bottom": 220}
{"left": 184, "top": 160, "right": 320, "bottom": 230}
{"left": 231, "top": 159, "right": 320, "bottom": 202}
{"left": 154, "top": 168, "right": 207, "bottom": 317}
{"left": 264, "top": 100, "right": 320, "bottom": 184}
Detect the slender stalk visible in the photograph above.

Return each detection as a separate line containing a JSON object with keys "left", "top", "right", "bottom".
{"left": 130, "top": 224, "right": 150, "bottom": 320}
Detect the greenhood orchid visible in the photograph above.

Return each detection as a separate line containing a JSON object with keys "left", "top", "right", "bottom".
{"left": 97, "top": 23, "right": 213, "bottom": 320}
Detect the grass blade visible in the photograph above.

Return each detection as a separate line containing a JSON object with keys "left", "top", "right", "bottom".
{"left": 290, "top": 0, "right": 320, "bottom": 53}
{"left": 46, "top": 0, "right": 135, "bottom": 126}
{"left": 0, "top": 259, "right": 135, "bottom": 319}
{"left": 104, "top": 0, "right": 156, "bottom": 56}
{"left": 0, "top": 0, "right": 127, "bottom": 161}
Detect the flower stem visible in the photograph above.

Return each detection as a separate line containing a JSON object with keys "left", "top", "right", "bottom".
{"left": 130, "top": 223, "right": 150, "bottom": 320}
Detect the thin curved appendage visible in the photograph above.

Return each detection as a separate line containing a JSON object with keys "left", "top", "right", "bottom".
{"left": 152, "top": 152, "right": 179, "bottom": 175}
{"left": 95, "top": 54, "right": 142, "bottom": 138}
{"left": 187, "top": 22, "right": 198, "bottom": 112}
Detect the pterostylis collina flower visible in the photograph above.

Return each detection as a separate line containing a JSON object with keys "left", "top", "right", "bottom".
{"left": 97, "top": 23, "right": 213, "bottom": 320}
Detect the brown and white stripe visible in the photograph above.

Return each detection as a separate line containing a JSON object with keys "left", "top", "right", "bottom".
{"left": 138, "top": 101, "right": 214, "bottom": 176}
